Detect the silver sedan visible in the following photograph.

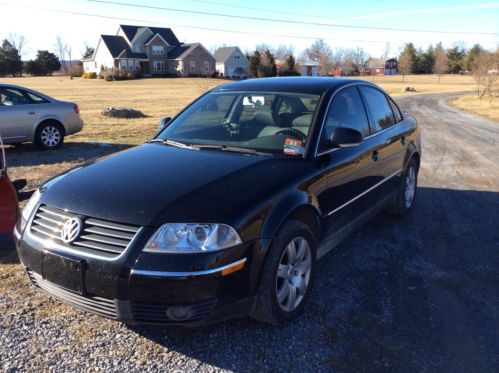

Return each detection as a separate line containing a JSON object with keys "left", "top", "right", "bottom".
{"left": 0, "top": 84, "right": 84, "bottom": 149}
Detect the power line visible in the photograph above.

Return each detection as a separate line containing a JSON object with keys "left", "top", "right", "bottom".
{"left": 88, "top": 0, "right": 499, "bottom": 36}
{"left": 0, "top": 2, "right": 388, "bottom": 44}
{"left": 189, "top": 0, "right": 334, "bottom": 21}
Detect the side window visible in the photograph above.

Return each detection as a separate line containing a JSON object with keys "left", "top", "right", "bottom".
{"left": 320, "top": 86, "right": 370, "bottom": 151}
{"left": 25, "top": 91, "right": 49, "bottom": 104}
{"left": 388, "top": 97, "right": 403, "bottom": 123}
{"left": 359, "top": 86, "right": 396, "bottom": 132}
{"left": 0, "top": 88, "right": 30, "bottom": 106}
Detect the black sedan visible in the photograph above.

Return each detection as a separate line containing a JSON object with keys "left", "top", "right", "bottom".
{"left": 15, "top": 77, "right": 421, "bottom": 326}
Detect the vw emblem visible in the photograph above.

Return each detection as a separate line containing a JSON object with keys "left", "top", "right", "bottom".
{"left": 60, "top": 218, "right": 82, "bottom": 244}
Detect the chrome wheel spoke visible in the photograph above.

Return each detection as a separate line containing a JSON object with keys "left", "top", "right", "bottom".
{"left": 286, "top": 285, "right": 297, "bottom": 311}
{"left": 286, "top": 240, "right": 297, "bottom": 263}
{"left": 296, "top": 277, "right": 307, "bottom": 294}
{"left": 277, "top": 264, "right": 288, "bottom": 279}
{"left": 277, "top": 282, "right": 290, "bottom": 303}
{"left": 296, "top": 239, "right": 307, "bottom": 263}
{"left": 295, "top": 259, "right": 311, "bottom": 275}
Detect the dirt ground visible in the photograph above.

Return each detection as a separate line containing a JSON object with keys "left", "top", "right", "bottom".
{"left": 1, "top": 84, "right": 498, "bottom": 371}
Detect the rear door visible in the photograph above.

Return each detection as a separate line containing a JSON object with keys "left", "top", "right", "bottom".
{"left": 358, "top": 86, "right": 407, "bottom": 195}
{"left": 0, "top": 87, "right": 37, "bottom": 141}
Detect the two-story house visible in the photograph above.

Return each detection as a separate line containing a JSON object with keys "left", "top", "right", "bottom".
{"left": 82, "top": 25, "right": 215, "bottom": 77}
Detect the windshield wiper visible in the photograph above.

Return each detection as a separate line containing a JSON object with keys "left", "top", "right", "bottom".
{"left": 148, "top": 139, "right": 195, "bottom": 150}
{"left": 190, "top": 144, "right": 274, "bottom": 156}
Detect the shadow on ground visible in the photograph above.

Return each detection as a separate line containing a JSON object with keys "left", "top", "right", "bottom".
{"left": 5, "top": 142, "right": 132, "bottom": 168}
{"left": 127, "top": 187, "right": 498, "bottom": 371}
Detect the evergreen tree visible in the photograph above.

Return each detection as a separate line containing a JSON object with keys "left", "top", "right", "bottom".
{"left": 249, "top": 50, "right": 261, "bottom": 77}
{"left": 463, "top": 44, "right": 483, "bottom": 72}
{"left": 0, "top": 40, "right": 23, "bottom": 76}
{"left": 420, "top": 45, "right": 435, "bottom": 74}
{"left": 24, "top": 50, "right": 61, "bottom": 76}
{"left": 258, "top": 49, "right": 277, "bottom": 77}
{"left": 446, "top": 46, "right": 465, "bottom": 73}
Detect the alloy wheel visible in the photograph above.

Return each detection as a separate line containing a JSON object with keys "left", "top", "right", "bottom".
{"left": 275, "top": 237, "right": 312, "bottom": 312}
{"left": 40, "top": 126, "right": 61, "bottom": 148}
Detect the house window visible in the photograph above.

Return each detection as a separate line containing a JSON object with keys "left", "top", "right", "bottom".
{"left": 203, "top": 60, "right": 210, "bottom": 72}
{"left": 190, "top": 61, "right": 196, "bottom": 72}
{"left": 234, "top": 55, "right": 240, "bottom": 59}
{"left": 152, "top": 46, "right": 164, "bottom": 56}
{"left": 120, "top": 60, "right": 127, "bottom": 70}
{"left": 154, "top": 60, "right": 165, "bottom": 71}
{"left": 128, "top": 60, "right": 136, "bottom": 71}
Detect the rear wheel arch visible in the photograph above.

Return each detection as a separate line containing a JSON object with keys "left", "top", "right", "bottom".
{"left": 36, "top": 118, "right": 66, "bottom": 135}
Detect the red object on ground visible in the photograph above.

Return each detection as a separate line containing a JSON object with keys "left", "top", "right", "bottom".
{"left": 0, "top": 137, "right": 19, "bottom": 240}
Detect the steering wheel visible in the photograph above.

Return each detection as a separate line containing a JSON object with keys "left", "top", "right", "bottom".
{"left": 275, "top": 128, "right": 306, "bottom": 141}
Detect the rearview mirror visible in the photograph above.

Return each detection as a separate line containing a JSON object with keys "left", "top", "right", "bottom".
{"left": 331, "top": 127, "right": 363, "bottom": 148}
{"left": 157, "top": 116, "right": 172, "bottom": 130}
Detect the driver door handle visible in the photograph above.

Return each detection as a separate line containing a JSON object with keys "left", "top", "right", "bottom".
{"left": 372, "top": 150, "right": 379, "bottom": 162}
{"left": 400, "top": 136, "right": 406, "bottom": 146}
{"left": 28, "top": 111, "right": 36, "bottom": 115}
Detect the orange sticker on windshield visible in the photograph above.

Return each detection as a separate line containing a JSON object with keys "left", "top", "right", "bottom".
{"left": 284, "top": 138, "right": 304, "bottom": 155}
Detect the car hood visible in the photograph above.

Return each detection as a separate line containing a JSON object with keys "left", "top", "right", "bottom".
{"left": 41, "top": 143, "right": 308, "bottom": 227}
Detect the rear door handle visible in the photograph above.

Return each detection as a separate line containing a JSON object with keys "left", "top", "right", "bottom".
{"left": 372, "top": 150, "right": 379, "bottom": 162}
{"left": 28, "top": 111, "right": 36, "bottom": 115}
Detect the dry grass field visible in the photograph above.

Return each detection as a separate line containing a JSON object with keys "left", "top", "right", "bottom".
{"left": 449, "top": 94, "right": 499, "bottom": 122}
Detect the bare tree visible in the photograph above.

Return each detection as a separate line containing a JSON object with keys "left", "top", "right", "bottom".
{"left": 274, "top": 44, "right": 294, "bottom": 62}
{"left": 55, "top": 36, "right": 68, "bottom": 73}
{"left": 433, "top": 48, "right": 447, "bottom": 83}
{"left": 304, "top": 39, "right": 333, "bottom": 75}
{"left": 352, "top": 47, "right": 369, "bottom": 75}
{"left": 398, "top": 50, "right": 413, "bottom": 82}
{"left": 471, "top": 50, "right": 497, "bottom": 100}
{"left": 382, "top": 42, "right": 391, "bottom": 59}
{"left": 8, "top": 33, "right": 27, "bottom": 56}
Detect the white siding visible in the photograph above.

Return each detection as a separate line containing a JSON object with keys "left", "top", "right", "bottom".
{"left": 85, "top": 38, "right": 115, "bottom": 73}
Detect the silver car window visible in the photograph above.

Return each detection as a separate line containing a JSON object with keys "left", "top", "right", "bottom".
{"left": 0, "top": 88, "right": 30, "bottom": 106}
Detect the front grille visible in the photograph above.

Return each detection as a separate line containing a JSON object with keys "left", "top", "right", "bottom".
{"left": 130, "top": 299, "right": 217, "bottom": 324}
{"left": 27, "top": 270, "right": 117, "bottom": 319}
{"left": 30, "top": 205, "right": 140, "bottom": 259}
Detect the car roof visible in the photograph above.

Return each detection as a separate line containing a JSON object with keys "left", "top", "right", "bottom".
{"left": 213, "top": 77, "right": 377, "bottom": 95}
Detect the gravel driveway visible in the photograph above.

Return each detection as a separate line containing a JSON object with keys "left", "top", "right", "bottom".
{"left": 1, "top": 93, "right": 498, "bottom": 372}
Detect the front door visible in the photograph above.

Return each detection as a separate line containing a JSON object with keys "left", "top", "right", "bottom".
{"left": 0, "top": 87, "right": 37, "bottom": 142}
{"left": 315, "top": 86, "right": 383, "bottom": 257}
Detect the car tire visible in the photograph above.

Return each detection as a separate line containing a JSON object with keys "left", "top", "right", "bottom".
{"left": 385, "top": 158, "right": 418, "bottom": 216}
{"left": 35, "top": 121, "right": 64, "bottom": 150}
{"left": 252, "top": 219, "right": 316, "bottom": 326}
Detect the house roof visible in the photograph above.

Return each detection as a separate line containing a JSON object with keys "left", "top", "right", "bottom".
{"left": 214, "top": 46, "right": 239, "bottom": 63}
{"left": 366, "top": 58, "right": 387, "bottom": 68}
{"left": 101, "top": 35, "right": 131, "bottom": 58}
{"left": 301, "top": 61, "right": 321, "bottom": 67}
{"left": 120, "top": 25, "right": 180, "bottom": 46}
{"left": 117, "top": 50, "right": 148, "bottom": 59}
{"left": 168, "top": 43, "right": 203, "bottom": 60}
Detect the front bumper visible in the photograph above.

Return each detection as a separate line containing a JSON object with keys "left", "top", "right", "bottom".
{"left": 15, "top": 224, "right": 266, "bottom": 326}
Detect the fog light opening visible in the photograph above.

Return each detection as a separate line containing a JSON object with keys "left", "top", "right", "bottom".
{"left": 166, "top": 306, "right": 192, "bottom": 321}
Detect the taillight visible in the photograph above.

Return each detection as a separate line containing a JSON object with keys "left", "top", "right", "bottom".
{"left": 74, "top": 104, "right": 80, "bottom": 114}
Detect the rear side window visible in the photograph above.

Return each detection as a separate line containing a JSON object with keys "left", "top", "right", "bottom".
{"left": 320, "top": 86, "right": 370, "bottom": 152}
{"left": 0, "top": 88, "right": 30, "bottom": 106}
{"left": 388, "top": 97, "right": 403, "bottom": 123}
{"left": 25, "top": 91, "right": 49, "bottom": 104}
{"left": 359, "top": 86, "right": 396, "bottom": 132}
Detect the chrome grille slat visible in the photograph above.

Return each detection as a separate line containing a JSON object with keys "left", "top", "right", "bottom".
{"left": 79, "top": 234, "right": 130, "bottom": 247}
{"left": 84, "top": 226, "right": 135, "bottom": 240}
{"left": 30, "top": 205, "right": 140, "bottom": 258}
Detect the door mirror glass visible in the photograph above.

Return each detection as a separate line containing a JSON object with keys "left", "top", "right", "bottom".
{"left": 157, "top": 116, "right": 172, "bottom": 130}
{"left": 330, "top": 127, "right": 363, "bottom": 148}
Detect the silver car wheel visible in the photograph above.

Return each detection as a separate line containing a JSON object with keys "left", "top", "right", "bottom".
{"left": 40, "top": 126, "right": 61, "bottom": 148}
{"left": 404, "top": 166, "right": 416, "bottom": 208}
{"left": 275, "top": 237, "right": 312, "bottom": 313}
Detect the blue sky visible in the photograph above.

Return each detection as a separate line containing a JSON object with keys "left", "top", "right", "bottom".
{"left": 0, "top": 0, "right": 497, "bottom": 59}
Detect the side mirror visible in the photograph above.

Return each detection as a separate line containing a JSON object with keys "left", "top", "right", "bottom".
{"left": 331, "top": 127, "right": 363, "bottom": 148}
{"left": 157, "top": 116, "right": 172, "bottom": 130}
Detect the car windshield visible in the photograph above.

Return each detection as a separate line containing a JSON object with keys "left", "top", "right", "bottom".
{"left": 158, "top": 91, "right": 321, "bottom": 156}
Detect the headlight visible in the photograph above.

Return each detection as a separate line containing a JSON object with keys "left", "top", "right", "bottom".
{"left": 143, "top": 223, "right": 242, "bottom": 253}
{"left": 20, "top": 189, "right": 41, "bottom": 231}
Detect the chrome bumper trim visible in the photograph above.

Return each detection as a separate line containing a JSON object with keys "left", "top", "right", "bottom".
{"left": 131, "top": 258, "right": 247, "bottom": 279}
